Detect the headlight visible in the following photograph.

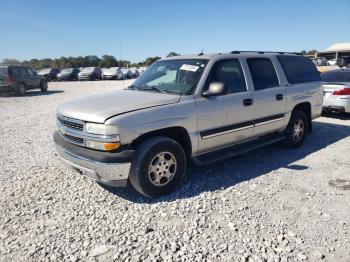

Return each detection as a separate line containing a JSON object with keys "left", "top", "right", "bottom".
{"left": 85, "top": 123, "right": 118, "bottom": 135}
{"left": 85, "top": 140, "right": 121, "bottom": 151}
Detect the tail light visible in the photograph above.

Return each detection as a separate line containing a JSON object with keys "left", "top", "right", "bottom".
{"left": 333, "top": 88, "right": 350, "bottom": 95}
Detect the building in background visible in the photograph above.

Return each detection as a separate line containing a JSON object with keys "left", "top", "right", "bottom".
{"left": 316, "top": 43, "right": 350, "bottom": 59}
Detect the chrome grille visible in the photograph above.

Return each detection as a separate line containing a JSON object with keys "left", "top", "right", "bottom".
{"left": 58, "top": 116, "right": 84, "bottom": 130}
{"left": 63, "top": 134, "right": 84, "bottom": 144}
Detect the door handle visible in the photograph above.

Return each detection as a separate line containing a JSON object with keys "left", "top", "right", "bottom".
{"left": 243, "top": 98, "right": 253, "bottom": 106}
{"left": 276, "top": 94, "right": 284, "bottom": 101}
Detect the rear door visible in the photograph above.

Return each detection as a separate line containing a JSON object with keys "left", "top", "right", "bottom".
{"left": 245, "top": 57, "right": 286, "bottom": 137}
{"left": 17, "top": 67, "right": 30, "bottom": 87}
{"left": 196, "top": 58, "right": 255, "bottom": 153}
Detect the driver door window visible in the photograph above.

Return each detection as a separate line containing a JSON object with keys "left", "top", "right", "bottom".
{"left": 207, "top": 59, "right": 247, "bottom": 93}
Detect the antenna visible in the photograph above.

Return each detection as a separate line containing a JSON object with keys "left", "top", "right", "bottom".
{"left": 120, "top": 43, "right": 125, "bottom": 89}
{"left": 198, "top": 48, "right": 204, "bottom": 56}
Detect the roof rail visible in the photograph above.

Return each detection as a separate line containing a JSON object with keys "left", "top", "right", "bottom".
{"left": 230, "top": 51, "right": 300, "bottom": 55}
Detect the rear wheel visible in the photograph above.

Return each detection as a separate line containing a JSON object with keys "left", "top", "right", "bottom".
{"left": 283, "top": 110, "right": 308, "bottom": 148}
{"left": 129, "top": 136, "right": 186, "bottom": 198}
{"left": 40, "top": 81, "right": 48, "bottom": 92}
{"left": 16, "top": 83, "right": 26, "bottom": 96}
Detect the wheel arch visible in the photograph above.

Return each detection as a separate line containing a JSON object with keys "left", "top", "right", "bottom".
{"left": 130, "top": 126, "right": 192, "bottom": 159}
{"left": 292, "top": 102, "right": 312, "bottom": 132}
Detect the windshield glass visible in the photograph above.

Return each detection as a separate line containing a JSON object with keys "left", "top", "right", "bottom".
{"left": 105, "top": 67, "right": 119, "bottom": 73}
{"left": 61, "top": 68, "right": 73, "bottom": 74}
{"left": 132, "top": 59, "right": 208, "bottom": 95}
{"left": 321, "top": 70, "right": 350, "bottom": 83}
{"left": 81, "top": 67, "right": 95, "bottom": 73}
{"left": 39, "top": 68, "right": 51, "bottom": 74}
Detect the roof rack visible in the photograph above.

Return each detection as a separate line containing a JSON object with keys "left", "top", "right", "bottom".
{"left": 230, "top": 51, "right": 300, "bottom": 55}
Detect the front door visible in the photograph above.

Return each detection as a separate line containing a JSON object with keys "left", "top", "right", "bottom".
{"left": 245, "top": 57, "right": 286, "bottom": 136}
{"left": 196, "top": 59, "right": 255, "bottom": 153}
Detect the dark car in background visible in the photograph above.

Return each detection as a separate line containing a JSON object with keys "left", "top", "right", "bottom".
{"left": 37, "top": 68, "right": 60, "bottom": 81}
{"left": 57, "top": 68, "right": 80, "bottom": 81}
{"left": 0, "top": 65, "right": 47, "bottom": 96}
{"left": 337, "top": 56, "right": 350, "bottom": 68}
{"left": 78, "top": 67, "right": 102, "bottom": 80}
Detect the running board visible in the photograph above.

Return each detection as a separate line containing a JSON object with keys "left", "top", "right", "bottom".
{"left": 192, "top": 133, "right": 286, "bottom": 166}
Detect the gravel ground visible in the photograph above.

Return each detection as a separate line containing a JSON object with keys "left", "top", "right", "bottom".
{"left": 0, "top": 80, "right": 349, "bottom": 262}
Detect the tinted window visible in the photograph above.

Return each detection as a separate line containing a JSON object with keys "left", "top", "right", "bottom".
{"left": 26, "top": 68, "right": 35, "bottom": 75}
{"left": 321, "top": 70, "right": 350, "bottom": 83}
{"left": 208, "top": 59, "right": 247, "bottom": 93}
{"left": 0, "top": 67, "right": 8, "bottom": 77}
{"left": 277, "top": 55, "right": 320, "bottom": 84}
{"left": 18, "top": 67, "right": 28, "bottom": 77}
{"left": 247, "top": 58, "right": 279, "bottom": 90}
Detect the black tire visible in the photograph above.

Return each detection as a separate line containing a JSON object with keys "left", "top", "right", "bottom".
{"left": 16, "top": 83, "right": 26, "bottom": 96}
{"left": 283, "top": 110, "right": 308, "bottom": 148}
{"left": 40, "top": 81, "right": 48, "bottom": 92}
{"left": 129, "top": 136, "right": 187, "bottom": 198}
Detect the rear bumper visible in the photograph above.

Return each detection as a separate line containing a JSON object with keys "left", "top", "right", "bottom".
{"left": 323, "top": 96, "right": 350, "bottom": 113}
{"left": 54, "top": 131, "right": 133, "bottom": 187}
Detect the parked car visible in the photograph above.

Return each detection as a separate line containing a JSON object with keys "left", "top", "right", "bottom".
{"left": 336, "top": 56, "right": 350, "bottom": 68}
{"left": 37, "top": 68, "right": 60, "bottom": 81}
{"left": 328, "top": 59, "right": 337, "bottom": 66}
{"left": 78, "top": 67, "right": 102, "bottom": 80}
{"left": 129, "top": 67, "right": 140, "bottom": 78}
{"left": 137, "top": 67, "right": 148, "bottom": 76}
{"left": 57, "top": 68, "right": 80, "bottom": 81}
{"left": 321, "top": 69, "right": 350, "bottom": 113}
{"left": 54, "top": 52, "right": 322, "bottom": 197}
{"left": 315, "top": 57, "right": 328, "bottom": 66}
{"left": 102, "top": 67, "right": 123, "bottom": 80}
{"left": 120, "top": 68, "right": 133, "bottom": 79}
{"left": 0, "top": 65, "right": 47, "bottom": 96}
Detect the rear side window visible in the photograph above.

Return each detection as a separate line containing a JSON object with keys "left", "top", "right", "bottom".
{"left": 0, "top": 67, "right": 8, "bottom": 77}
{"left": 9, "top": 67, "right": 19, "bottom": 77}
{"left": 247, "top": 58, "right": 279, "bottom": 90}
{"left": 208, "top": 59, "right": 247, "bottom": 93}
{"left": 277, "top": 55, "right": 321, "bottom": 84}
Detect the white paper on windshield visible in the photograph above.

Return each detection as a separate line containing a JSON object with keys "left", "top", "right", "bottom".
{"left": 180, "top": 64, "right": 199, "bottom": 72}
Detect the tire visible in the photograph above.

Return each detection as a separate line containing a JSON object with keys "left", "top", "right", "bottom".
{"left": 129, "top": 136, "right": 187, "bottom": 198}
{"left": 16, "top": 83, "right": 26, "bottom": 96}
{"left": 283, "top": 110, "right": 308, "bottom": 148}
{"left": 40, "top": 81, "right": 48, "bottom": 92}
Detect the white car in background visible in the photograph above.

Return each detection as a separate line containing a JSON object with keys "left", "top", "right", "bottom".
{"left": 102, "top": 67, "right": 123, "bottom": 80}
{"left": 328, "top": 59, "right": 337, "bottom": 66}
{"left": 321, "top": 69, "right": 350, "bottom": 113}
{"left": 129, "top": 67, "right": 140, "bottom": 78}
{"left": 120, "top": 68, "right": 133, "bottom": 79}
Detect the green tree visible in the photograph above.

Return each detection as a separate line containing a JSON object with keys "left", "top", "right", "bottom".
{"left": 99, "top": 55, "right": 118, "bottom": 68}
{"left": 166, "top": 52, "right": 180, "bottom": 57}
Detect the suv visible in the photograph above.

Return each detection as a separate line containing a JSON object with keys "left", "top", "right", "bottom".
{"left": 0, "top": 65, "right": 48, "bottom": 96}
{"left": 336, "top": 56, "right": 350, "bottom": 68}
{"left": 57, "top": 68, "right": 80, "bottom": 81}
{"left": 54, "top": 52, "right": 323, "bottom": 198}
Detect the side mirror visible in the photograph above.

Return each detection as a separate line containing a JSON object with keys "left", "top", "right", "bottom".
{"left": 202, "top": 82, "right": 227, "bottom": 97}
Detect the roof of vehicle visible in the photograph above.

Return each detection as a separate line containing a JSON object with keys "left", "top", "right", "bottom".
{"left": 162, "top": 51, "right": 300, "bottom": 61}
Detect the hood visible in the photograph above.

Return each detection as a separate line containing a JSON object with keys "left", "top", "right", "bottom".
{"left": 57, "top": 89, "right": 181, "bottom": 123}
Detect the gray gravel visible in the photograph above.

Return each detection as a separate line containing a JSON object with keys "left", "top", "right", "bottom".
{"left": 0, "top": 80, "right": 350, "bottom": 262}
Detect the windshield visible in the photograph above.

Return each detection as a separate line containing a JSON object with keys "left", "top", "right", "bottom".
{"left": 105, "top": 67, "right": 119, "bottom": 73}
{"left": 81, "top": 67, "right": 95, "bottom": 73}
{"left": 39, "top": 68, "right": 51, "bottom": 74}
{"left": 61, "top": 68, "right": 73, "bottom": 74}
{"left": 131, "top": 59, "right": 208, "bottom": 95}
{"left": 321, "top": 70, "right": 350, "bottom": 83}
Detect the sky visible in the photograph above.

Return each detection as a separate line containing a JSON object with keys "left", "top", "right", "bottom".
{"left": 0, "top": 0, "right": 349, "bottom": 63}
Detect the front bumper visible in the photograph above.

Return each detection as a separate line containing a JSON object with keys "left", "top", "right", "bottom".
{"left": 54, "top": 131, "right": 133, "bottom": 187}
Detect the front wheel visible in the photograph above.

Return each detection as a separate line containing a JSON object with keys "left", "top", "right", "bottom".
{"left": 129, "top": 136, "right": 187, "bottom": 198}
{"left": 283, "top": 110, "right": 308, "bottom": 148}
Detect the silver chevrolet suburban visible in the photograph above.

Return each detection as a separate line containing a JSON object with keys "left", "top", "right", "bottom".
{"left": 54, "top": 52, "right": 323, "bottom": 197}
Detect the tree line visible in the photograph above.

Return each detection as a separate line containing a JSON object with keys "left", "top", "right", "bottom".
{"left": 0, "top": 52, "right": 181, "bottom": 70}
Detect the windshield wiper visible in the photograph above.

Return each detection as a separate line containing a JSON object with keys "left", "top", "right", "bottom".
{"left": 142, "top": 86, "right": 168, "bottom": 94}
{"left": 127, "top": 84, "right": 139, "bottom": 90}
